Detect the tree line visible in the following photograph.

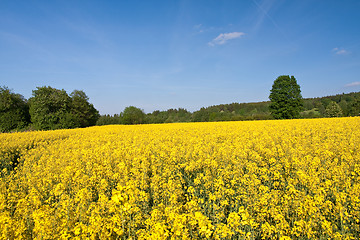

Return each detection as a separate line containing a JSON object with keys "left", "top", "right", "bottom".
{"left": 0, "top": 86, "right": 100, "bottom": 132}
{"left": 98, "top": 76, "right": 359, "bottom": 124}
{"left": 1, "top": 75, "right": 360, "bottom": 132}
{"left": 98, "top": 94, "right": 359, "bottom": 126}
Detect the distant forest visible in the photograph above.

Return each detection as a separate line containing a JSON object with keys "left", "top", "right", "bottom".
{"left": 97, "top": 91, "right": 360, "bottom": 125}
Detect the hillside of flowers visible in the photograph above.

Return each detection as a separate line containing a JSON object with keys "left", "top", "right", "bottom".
{"left": 0, "top": 117, "right": 359, "bottom": 239}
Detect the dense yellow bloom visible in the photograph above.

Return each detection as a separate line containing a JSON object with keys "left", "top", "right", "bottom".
{"left": 0, "top": 117, "right": 359, "bottom": 239}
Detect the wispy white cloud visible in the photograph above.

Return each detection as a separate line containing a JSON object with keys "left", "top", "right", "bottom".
{"left": 252, "top": 0, "right": 277, "bottom": 32}
{"left": 193, "top": 24, "right": 204, "bottom": 33}
{"left": 333, "top": 47, "right": 350, "bottom": 55}
{"left": 208, "top": 32, "right": 245, "bottom": 46}
{"left": 345, "top": 81, "right": 360, "bottom": 87}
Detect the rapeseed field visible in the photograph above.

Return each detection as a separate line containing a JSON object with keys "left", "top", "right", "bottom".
{"left": 0, "top": 117, "right": 359, "bottom": 239}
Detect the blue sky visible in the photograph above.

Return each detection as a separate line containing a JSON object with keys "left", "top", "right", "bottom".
{"left": 1, "top": 0, "right": 360, "bottom": 114}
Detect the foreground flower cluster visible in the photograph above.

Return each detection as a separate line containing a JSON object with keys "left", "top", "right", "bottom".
{"left": 1, "top": 118, "right": 359, "bottom": 239}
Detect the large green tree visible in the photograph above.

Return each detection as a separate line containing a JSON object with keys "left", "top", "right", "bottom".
{"left": 269, "top": 75, "right": 303, "bottom": 119}
{"left": 121, "top": 106, "right": 146, "bottom": 125}
{"left": 0, "top": 86, "right": 30, "bottom": 132}
{"left": 29, "top": 86, "right": 76, "bottom": 130}
{"left": 70, "top": 90, "right": 100, "bottom": 127}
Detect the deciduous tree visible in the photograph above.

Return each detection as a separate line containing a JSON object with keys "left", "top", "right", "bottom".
{"left": 29, "top": 86, "right": 75, "bottom": 130}
{"left": 70, "top": 90, "right": 100, "bottom": 127}
{"left": 121, "top": 106, "right": 146, "bottom": 124}
{"left": 0, "top": 86, "right": 30, "bottom": 132}
{"left": 325, "top": 101, "right": 343, "bottom": 117}
{"left": 269, "top": 75, "right": 303, "bottom": 119}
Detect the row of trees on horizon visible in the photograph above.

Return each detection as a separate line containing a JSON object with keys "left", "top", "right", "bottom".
{"left": 98, "top": 75, "right": 360, "bottom": 125}
{"left": 1, "top": 75, "right": 360, "bottom": 132}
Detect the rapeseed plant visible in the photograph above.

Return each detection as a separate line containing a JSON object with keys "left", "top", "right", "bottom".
{"left": 0, "top": 118, "right": 359, "bottom": 239}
